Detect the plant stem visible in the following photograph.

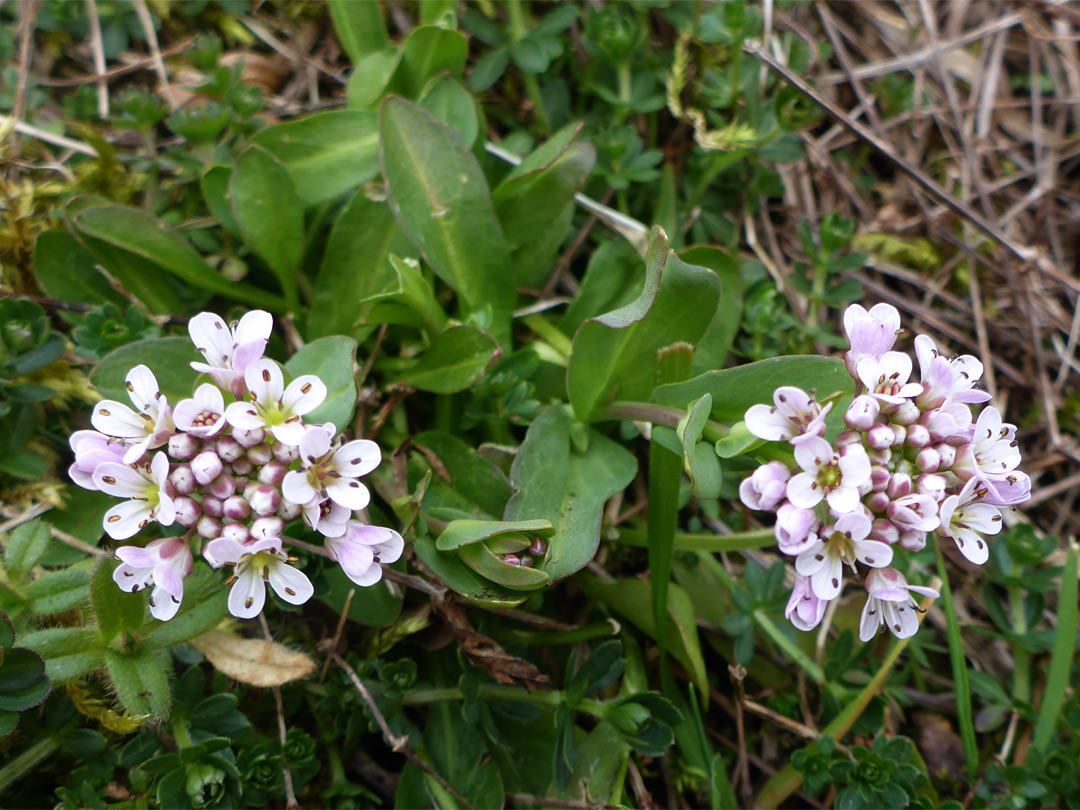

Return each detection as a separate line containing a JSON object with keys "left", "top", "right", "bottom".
{"left": 522, "top": 313, "right": 572, "bottom": 360}
{"left": 0, "top": 736, "right": 59, "bottom": 793}
{"left": 934, "top": 541, "right": 979, "bottom": 779}
{"left": 597, "top": 401, "right": 730, "bottom": 442}
{"left": 1032, "top": 541, "right": 1080, "bottom": 752}
{"left": 1008, "top": 585, "right": 1032, "bottom": 706}
{"left": 613, "top": 527, "right": 775, "bottom": 553}
{"left": 506, "top": 0, "right": 550, "bottom": 135}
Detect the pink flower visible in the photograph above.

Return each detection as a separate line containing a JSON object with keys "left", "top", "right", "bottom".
{"left": 775, "top": 503, "right": 818, "bottom": 555}
{"left": 203, "top": 536, "right": 313, "bottom": 619}
{"left": 785, "top": 576, "right": 828, "bottom": 631}
{"left": 958, "top": 406, "right": 1022, "bottom": 489}
{"left": 189, "top": 310, "right": 272, "bottom": 397}
{"left": 112, "top": 537, "right": 193, "bottom": 621}
{"left": 744, "top": 387, "right": 832, "bottom": 446}
{"left": 982, "top": 471, "right": 1031, "bottom": 507}
{"left": 738, "top": 461, "right": 790, "bottom": 511}
{"left": 795, "top": 512, "right": 893, "bottom": 601}
{"left": 913, "top": 335, "right": 990, "bottom": 410}
{"left": 302, "top": 498, "right": 352, "bottom": 538}
{"left": 786, "top": 437, "right": 870, "bottom": 513}
{"left": 91, "top": 365, "right": 175, "bottom": 464}
{"left": 844, "top": 303, "right": 900, "bottom": 377}
{"left": 325, "top": 522, "right": 405, "bottom": 587}
{"left": 68, "top": 430, "right": 129, "bottom": 490}
{"left": 856, "top": 352, "right": 922, "bottom": 406}
{"left": 173, "top": 383, "right": 227, "bottom": 438}
{"left": 859, "top": 567, "right": 938, "bottom": 642}
{"left": 938, "top": 478, "right": 1002, "bottom": 565}
{"left": 224, "top": 360, "right": 326, "bottom": 446}
{"left": 282, "top": 427, "right": 381, "bottom": 511}
{"left": 887, "top": 493, "right": 941, "bottom": 534}
{"left": 94, "top": 453, "right": 175, "bottom": 540}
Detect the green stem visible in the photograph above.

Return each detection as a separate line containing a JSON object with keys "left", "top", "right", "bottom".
{"left": 522, "top": 313, "right": 572, "bottom": 359}
{"left": 506, "top": 0, "right": 550, "bottom": 135}
{"left": 1032, "top": 541, "right": 1080, "bottom": 752}
{"left": 1008, "top": 585, "right": 1032, "bottom": 705}
{"left": 399, "top": 685, "right": 605, "bottom": 719}
{"left": 615, "top": 63, "right": 632, "bottom": 122}
{"left": 171, "top": 718, "right": 195, "bottom": 749}
{"left": 614, "top": 527, "right": 774, "bottom": 553}
{"left": 598, "top": 401, "right": 730, "bottom": 442}
{"left": 0, "top": 736, "right": 59, "bottom": 793}
{"left": 509, "top": 619, "right": 622, "bottom": 647}
{"left": 934, "top": 541, "right": 979, "bottom": 779}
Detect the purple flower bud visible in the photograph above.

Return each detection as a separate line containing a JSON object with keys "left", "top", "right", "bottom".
{"left": 250, "top": 484, "right": 282, "bottom": 516}
{"left": 905, "top": 424, "right": 931, "bottom": 449}
{"left": 892, "top": 400, "right": 920, "bottom": 426}
{"left": 898, "top": 530, "right": 926, "bottom": 551}
{"left": 739, "top": 461, "right": 790, "bottom": 511}
{"left": 258, "top": 461, "right": 287, "bottom": 487}
{"left": 221, "top": 523, "right": 249, "bottom": 544}
{"left": 232, "top": 426, "right": 266, "bottom": 448}
{"left": 886, "top": 473, "right": 912, "bottom": 499}
{"left": 528, "top": 536, "right": 547, "bottom": 556}
{"left": 519, "top": 556, "right": 534, "bottom": 568}
{"left": 208, "top": 473, "right": 236, "bottom": 500}
{"left": 174, "top": 496, "right": 201, "bottom": 527}
{"left": 916, "top": 447, "right": 941, "bottom": 473}
{"left": 192, "top": 450, "right": 223, "bottom": 485}
{"left": 888, "top": 493, "right": 940, "bottom": 533}
{"left": 273, "top": 441, "right": 300, "bottom": 464}
{"left": 251, "top": 516, "right": 284, "bottom": 541}
{"left": 868, "top": 447, "right": 891, "bottom": 465}
{"left": 168, "top": 432, "right": 201, "bottom": 461}
{"left": 197, "top": 515, "right": 222, "bottom": 539}
{"left": 243, "top": 481, "right": 261, "bottom": 501}
{"left": 866, "top": 491, "right": 890, "bottom": 513}
{"left": 278, "top": 499, "right": 302, "bottom": 521}
{"left": 775, "top": 503, "right": 818, "bottom": 555}
{"left": 836, "top": 429, "right": 861, "bottom": 447}
{"left": 844, "top": 395, "right": 880, "bottom": 432}
{"left": 169, "top": 464, "right": 197, "bottom": 495}
{"left": 246, "top": 443, "right": 273, "bottom": 466}
{"left": 223, "top": 495, "right": 251, "bottom": 521}
{"left": 890, "top": 425, "right": 907, "bottom": 447}
{"left": 215, "top": 436, "right": 244, "bottom": 463}
{"left": 923, "top": 409, "right": 960, "bottom": 443}
{"left": 870, "top": 518, "right": 899, "bottom": 544}
{"left": 917, "top": 473, "right": 947, "bottom": 502}
{"left": 502, "top": 554, "right": 521, "bottom": 566}
{"left": 202, "top": 496, "right": 224, "bottom": 517}
{"left": 935, "top": 443, "right": 957, "bottom": 470}
{"left": 870, "top": 466, "right": 891, "bottom": 491}
{"left": 867, "top": 424, "right": 893, "bottom": 450}
{"left": 230, "top": 457, "right": 253, "bottom": 476}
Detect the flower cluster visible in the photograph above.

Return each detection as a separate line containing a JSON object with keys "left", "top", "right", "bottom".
{"left": 70, "top": 311, "right": 403, "bottom": 621}
{"left": 739, "top": 303, "right": 1029, "bottom": 642}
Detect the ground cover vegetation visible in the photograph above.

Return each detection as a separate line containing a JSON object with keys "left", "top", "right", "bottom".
{"left": 0, "top": 1, "right": 1078, "bottom": 808}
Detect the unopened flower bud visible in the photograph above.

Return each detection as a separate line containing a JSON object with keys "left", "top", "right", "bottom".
{"left": 868, "top": 447, "right": 891, "bottom": 465}
{"left": 836, "top": 430, "right": 861, "bottom": 447}
{"left": 251, "top": 516, "right": 284, "bottom": 541}
{"left": 502, "top": 554, "right": 521, "bottom": 566}
{"left": 168, "top": 433, "right": 201, "bottom": 461}
{"left": 867, "top": 424, "right": 894, "bottom": 450}
{"left": 519, "top": 556, "right": 534, "bottom": 568}
{"left": 230, "top": 457, "right": 253, "bottom": 476}
{"left": 208, "top": 473, "right": 236, "bottom": 500}
{"left": 258, "top": 461, "right": 287, "bottom": 487}
{"left": 917, "top": 473, "right": 946, "bottom": 502}
{"left": 221, "top": 523, "right": 249, "bottom": 544}
{"left": 277, "top": 499, "right": 302, "bottom": 521}
{"left": 273, "top": 441, "right": 299, "bottom": 464}
{"left": 890, "top": 425, "right": 907, "bottom": 447}
{"left": 197, "top": 515, "right": 222, "bottom": 539}
{"left": 169, "top": 464, "right": 197, "bottom": 495}
{"left": 243, "top": 481, "right": 261, "bottom": 501}
{"left": 215, "top": 436, "right": 243, "bottom": 463}
{"left": 192, "top": 450, "right": 223, "bottom": 485}
{"left": 232, "top": 427, "right": 266, "bottom": 448}
{"left": 223, "top": 495, "right": 251, "bottom": 521}
{"left": 935, "top": 443, "right": 957, "bottom": 470}
{"left": 246, "top": 443, "right": 273, "bottom": 466}
{"left": 202, "top": 496, "right": 224, "bottom": 517}
{"left": 886, "top": 473, "right": 912, "bottom": 499}
{"left": 898, "top": 530, "right": 927, "bottom": 551}
{"left": 892, "top": 400, "right": 920, "bottom": 426}
{"left": 174, "top": 496, "right": 201, "bottom": 527}
{"left": 844, "top": 395, "right": 880, "bottom": 432}
{"left": 870, "top": 466, "right": 891, "bottom": 491}
{"left": 866, "top": 491, "right": 890, "bottom": 513}
{"left": 870, "top": 518, "right": 899, "bottom": 545}
{"left": 905, "top": 424, "right": 931, "bottom": 449}
{"left": 529, "top": 536, "right": 547, "bottom": 557}
{"left": 916, "top": 447, "right": 941, "bottom": 472}
{"left": 250, "top": 484, "right": 281, "bottom": 516}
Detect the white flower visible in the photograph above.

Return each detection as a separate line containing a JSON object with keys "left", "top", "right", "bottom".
{"left": 93, "top": 453, "right": 176, "bottom": 540}
{"left": 302, "top": 498, "right": 352, "bottom": 538}
{"left": 859, "top": 567, "right": 938, "bottom": 642}
{"left": 202, "top": 536, "right": 313, "bottom": 619}
{"left": 744, "top": 387, "right": 833, "bottom": 446}
{"left": 786, "top": 437, "right": 870, "bottom": 513}
{"left": 738, "top": 461, "right": 790, "bottom": 511}
{"left": 189, "top": 310, "right": 272, "bottom": 397}
{"left": 913, "top": 335, "right": 990, "bottom": 410}
{"left": 224, "top": 360, "right": 326, "bottom": 446}
{"left": 173, "top": 383, "right": 227, "bottom": 438}
{"left": 856, "top": 351, "right": 923, "bottom": 405}
{"left": 68, "top": 430, "right": 129, "bottom": 490}
{"left": 938, "top": 478, "right": 1002, "bottom": 565}
{"left": 112, "top": 537, "right": 193, "bottom": 621}
{"left": 91, "top": 365, "right": 175, "bottom": 464}
{"left": 844, "top": 303, "right": 900, "bottom": 376}
{"left": 785, "top": 575, "right": 828, "bottom": 631}
{"left": 282, "top": 427, "right": 381, "bottom": 511}
{"left": 795, "top": 512, "right": 893, "bottom": 601}
{"left": 325, "top": 522, "right": 404, "bottom": 587}
{"left": 963, "top": 406, "right": 1022, "bottom": 486}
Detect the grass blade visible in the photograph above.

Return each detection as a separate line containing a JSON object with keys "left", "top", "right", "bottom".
{"left": 934, "top": 541, "right": 979, "bottom": 778}
{"left": 1032, "top": 540, "right": 1079, "bottom": 752}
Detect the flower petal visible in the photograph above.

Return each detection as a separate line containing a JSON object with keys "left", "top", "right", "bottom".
{"left": 103, "top": 500, "right": 154, "bottom": 540}
{"left": 224, "top": 401, "right": 264, "bottom": 431}
{"left": 859, "top": 596, "right": 882, "bottom": 642}
{"left": 267, "top": 562, "right": 314, "bottom": 605}
{"left": 125, "top": 365, "right": 163, "bottom": 413}
{"left": 228, "top": 571, "right": 266, "bottom": 619}
{"left": 332, "top": 440, "right": 381, "bottom": 477}
{"left": 112, "top": 562, "right": 153, "bottom": 592}
{"left": 148, "top": 585, "right": 181, "bottom": 621}
{"left": 282, "top": 375, "right": 327, "bottom": 416}
{"left": 282, "top": 471, "right": 317, "bottom": 506}
{"left": 188, "top": 312, "right": 232, "bottom": 367}
{"left": 94, "top": 462, "right": 150, "bottom": 498}
{"left": 92, "top": 401, "right": 150, "bottom": 439}
{"left": 325, "top": 477, "right": 371, "bottom": 511}
{"left": 786, "top": 472, "right": 823, "bottom": 509}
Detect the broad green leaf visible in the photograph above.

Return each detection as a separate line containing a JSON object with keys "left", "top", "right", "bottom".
{"left": 418, "top": 74, "right": 479, "bottom": 148}
{"left": 25, "top": 564, "right": 91, "bottom": 616}
{"left": 559, "top": 239, "right": 642, "bottom": 335}
{"left": 229, "top": 146, "right": 304, "bottom": 308}
{"left": 0, "top": 663, "right": 50, "bottom": 712}
{"left": 90, "top": 337, "right": 200, "bottom": 405}
{"left": 72, "top": 233, "right": 182, "bottom": 315}
{"left": 4, "top": 520, "right": 51, "bottom": 579}
{"left": 714, "top": 421, "right": 762, "bottom": 459}
{"left": 504, "top": 406, "right": 637, "bottom": 582}
{"left": 369, "top": 255, "right": 448, "bottom": 339}
{"left": 0, "top": 710, "right": 16, "bottom": 737}
{"left": 458, "top": 542, "right": 551, "bottom": 590}
{"left": 284, "top": 336, "right": 358, "bottom": 433}
{"left": 33, "top": 230, "right": 122, "bottom": 307}
{"left": 680, "top": 246, "right": 743, "bottom": 374}
{"left": 142, "top": 568, "right": 228, "bottom": 651}
{"left": 71, "top": 205, "right": 285, "bottom": 311}
{"left": 436, "top": 519, "right": 552, "bottom": 551}
{"left": 328, "top": 0, "right": 388, "bottom": 63}
{"left": 346, "top": 47, "right": 402, "bottom": 110}
{"left": 395, "top": 26, "right": 468, "bottom": 98}
{"left": 563, "top": 721, "right": 630, "bottom": 805}
{"left": 42, "top": 489, "right": 110, "bottom": 566}
{"left": 253, "top": 111, "right": 380, "bottom": 207}
{"left": 653, "top": 356, "right": 854, "bottom": 433}
{"left": 414, "top": 535, "right": 527, "bottom": 608}
{"left": 379, "top": 96, "right": 515, "bottom": 346}
{"left": 677, "top": 394, "right": 722, "bottom": 500}
{"left": 567, "top": 228, "right": 721, "bottom": 422}
{"left": 17, "top": 627, "right": 105, "bottom": 683}
{"left": 90, "top": 558, "right": 145, "bottom": 643}
{"left": 200, "top": 166, "right": 241, "bottom": 236}
{"left": 0, "top": 647, "right": 45, "bottom": 693}
{"left": 580, "top": 575, "right": 709, "bottom": 701}
{"left": 414, "top": 431, "right": 512, "bottom": 518}
{"left": 423, "top": 699, "right": 506, "bottom": 810}
{"left": 105, "top": 648, "right": 171, "bottom": 719}
{"left": 318, "top": 566, "right": 403, "bottom": 628}
{"left": 398, "top": 325, "right": 499, "bottom": 394}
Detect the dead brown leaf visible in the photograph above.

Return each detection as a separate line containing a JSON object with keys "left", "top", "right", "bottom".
{"left": 435, "top": 600, "right": 550, "bottom": 691}
{"left": 191, "top": 630, "right": 316, "bottom": 687}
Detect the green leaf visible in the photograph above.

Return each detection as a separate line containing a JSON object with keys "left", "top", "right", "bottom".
{"left": 72, "top": 234, "right": 181, "bottom": 315}
{"left": 33, "top": 230, "right": 122, "bottom": 307}
{"left": 1032, "top": 541, "right": 1079, "bottom": 751}
{"left": 17, "top": 627, "right": 105, "bottom": 682}
{"left": 654, "top": 356, "right": 854, "bottom": 432}
{"left": 0, "top": 611, "right": 12, "bottom": 650}
{"left": 253, "top": 111, "right": 380, "bottom": 207}
{"left": 318, "top": 567, "right": 403, "bottom": 629}
{"left": 504, "top": 406, "right": 637, "bottom": 582}
{"left": 418, "top": 74, "right": 479, "bottom": 148}
{"left": 283, "top": 336, "right": 358, "bottom": 433}
{"left": 229, "top": 146, "right": 305, "bottom": 309}
{"left": 395, "top": 26, "right": 468, "bottom": 98}
{"left": 4, "top": 520, "right": 51, "bottom": 579}
{"left": 436, "top": 519, "right": 553, "bottom": 551}
{"left": 369, "top": 255, "right": 448, "bottom": 340}
{"left": 379, "top": 96, "right": 516, "bottom": 346}
{"left": 457, "top": 542, "right": 551, "bottom": 590}
{"left": 714, "top": 422, "right": 762, "bottom": 459}
{"left": 200, "top": 166, "right": 241, "bottom": 237}
{"left": 466, "top": 47, "right": 509, "bottom": 92}
{"left": 105, "top": 648, "right": 171, "bottom": 719}
{"left": 414, "top": 431, "right": 512, "bottom": 518}
{"left": 71, "top": 205, "right": 285, "bottom": 311}
{"left": 0, "top": 710, "right": 17, "bottom": 738}
{"left": 677, "top": 395, "right": 723, "bottom": 500}
{"left": 346, "top": 47, "right": 402, "bottom": 110}
{"left": 142, "top": 568, "right": 228, "bottom": 651}
{"left": 89, "top": 337, "right": 200, "bottom": 405}
{"left": 90, "top": 558, "right": 145, "bottom": 643}
{"left": 567, "top": 228, "right": 721, "bottom": 421}
{"left": 0, "top": 647, "right": 45, "bottom": 693}
{"left": 398, "top": 325, "right": 499, "bottom": 394}
{"left": 0, "top": 668, "right": 50, "bottom": 712}
{"left": 328, "top": 0, "right": 388, "bottom": 63}
{"left": 680, "top": 246, "right": 743, "bottom": 374}
{"left": 414, "top": 534, "right": 527, "bottom": 608}
{"left": 25, "top": 565, "right": 91, "bottom": 616}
